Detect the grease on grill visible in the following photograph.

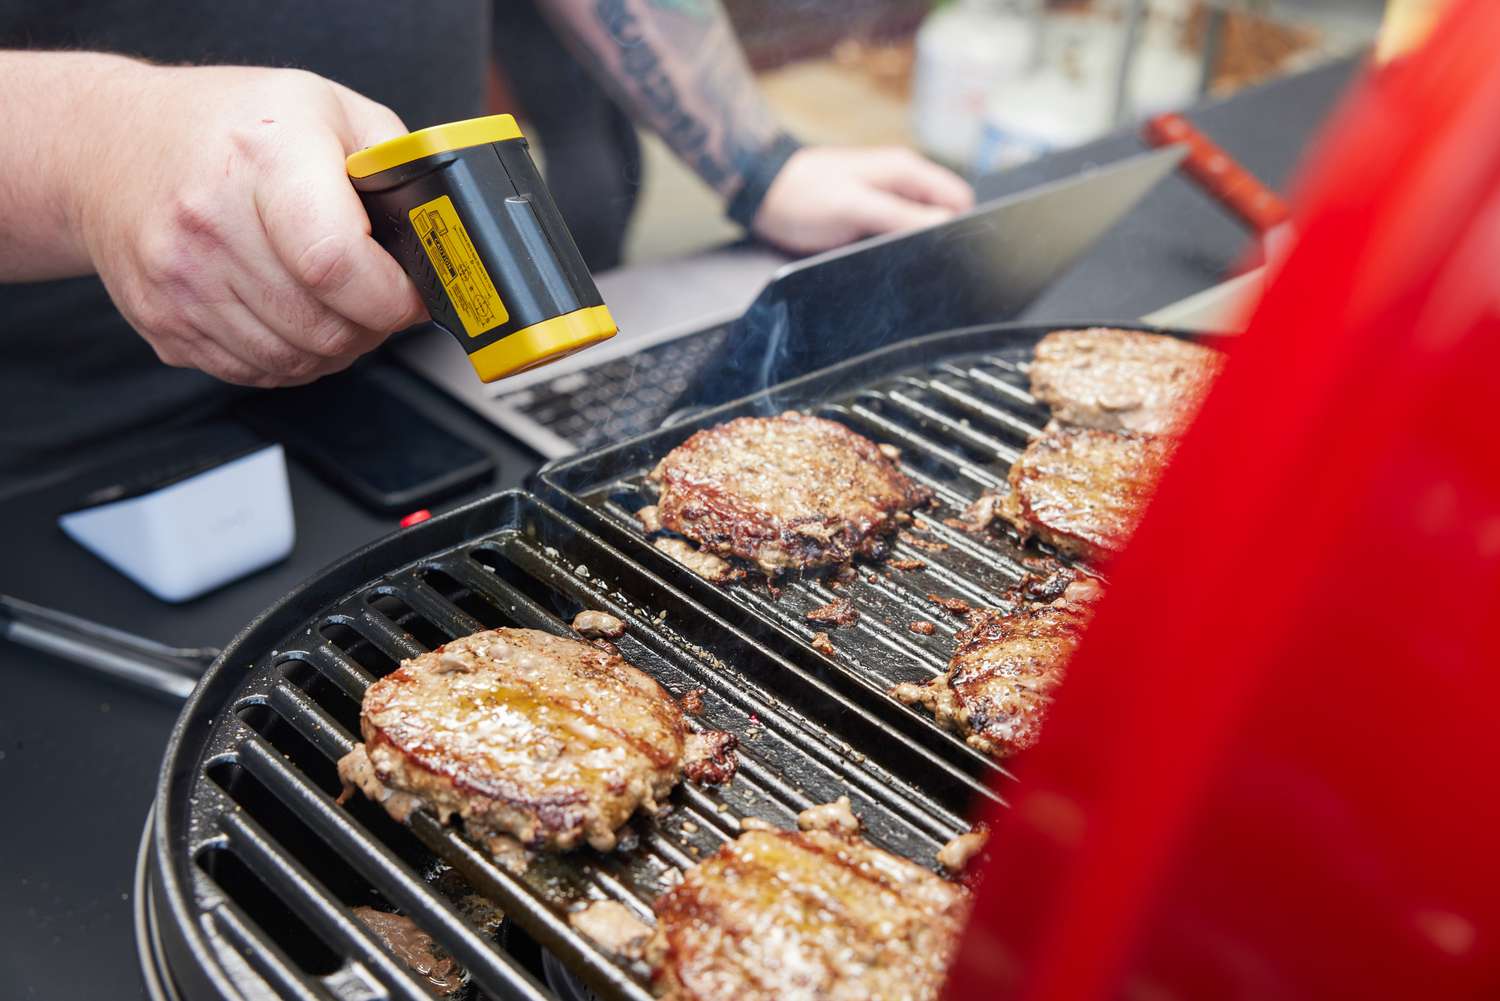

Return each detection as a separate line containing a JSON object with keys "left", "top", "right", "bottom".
{"left": 568, "top": 900, "right": 654, "bottom": 960}
{"left": 677, "top": 687, "right": 706, "bottom": 716}
{"left": 683, "top": 730, "right": 739, "bottom": 784}
{"left": 952, "top": 492, "right": 1003, "bottom": 533}
{"left": 353, "top": 907, "right": 465, "bottom": 997}
{"left": 901, "top": 532, "right": 950, "bottom": 553}
{"left": 936, "top": 825, "right": 990, "bottom": 875}
{"left": 889, "top": 558, "right": 927, "bottom": 571}
{"left": 809, "top": 631, "right": 836, "bottom": 656}
{"left": 1020, "top": 568, "right": 1080, "bottom": 603}
{"left": 571, "top": 609, "right": 627, "bottom": 639}
{"left": 805, "top": 597, "right": 858, "bottom": 627}
{"left": 928, "top": 594, "right": 974, "bottom": 616}
{"left": 909, "top": 620, "right": 936, "bottom": 636}
{"left": 653, "top": 537, "right": 740, "bottom": 582}
{"left": 796, "top": 795, "right": 860, "bottom": 835}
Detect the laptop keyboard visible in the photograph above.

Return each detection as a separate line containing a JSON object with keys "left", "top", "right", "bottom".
{"left": 492, "top": 326, "right": 731, "bottom": 453}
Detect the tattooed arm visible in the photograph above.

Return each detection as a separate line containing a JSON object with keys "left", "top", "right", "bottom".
{"left": 536, "top": 0, "right": 975, "bottom": 253}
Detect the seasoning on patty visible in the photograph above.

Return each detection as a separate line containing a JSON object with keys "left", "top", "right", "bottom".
{"left": 337, "top": 628, "right": 737, "bottom": 869}
{"left": 648, "top": 412, "right": 931, "bottom": 576}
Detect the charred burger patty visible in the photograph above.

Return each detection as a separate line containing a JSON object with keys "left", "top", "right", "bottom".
{"left": 648, "top": 412, "right": 932, "bottom": 576}
{"left": 893, "top": 577, "right": 1100, "bottom": 757}
{"left": 338, "top": 627, "right": 735, "bottom": 860}
{"left": 647, "top": 826, "right": 968, "bottom": 1001}
{"left": 999, "top": 426, "right": 1174, "bottom": 563}
{"left": 1029, "top": 327, "right": 1222, "bottom": 436}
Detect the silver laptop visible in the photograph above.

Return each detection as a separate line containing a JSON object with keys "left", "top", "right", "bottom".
{"left": 394, "top": 146, "right": 1184, "bottom": 459}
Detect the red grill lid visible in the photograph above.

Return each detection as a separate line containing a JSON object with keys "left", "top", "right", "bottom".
{"left": 949, "top": 2, "right": 1500, "bottom": 997}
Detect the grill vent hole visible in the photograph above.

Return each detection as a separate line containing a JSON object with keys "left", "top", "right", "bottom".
{"left": 320, "top": 621, "right": 398, "bottom": 676}
{"left": 420, "top": 569, "right": 509, "bottom": 628}
{"left": 237, "top": 701, "right": 342, "bottom": 796}
{"left": 194, "top": 844, "right": 343, "bottom": 976}
{"left": 366, "top": 591, "right": 450, "bottom": 650}
{"left": 279, "top": 659, "right": 363, "bottom": 736}
{"left": 206, "top": 758, "right": 397, "bottom": 913}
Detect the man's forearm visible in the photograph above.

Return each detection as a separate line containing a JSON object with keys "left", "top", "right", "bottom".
{"left": 0, "top": 50, "right": 148, "bottom": 281}
{"left": 540, "top": 0, "right": 782, "bottom": 199}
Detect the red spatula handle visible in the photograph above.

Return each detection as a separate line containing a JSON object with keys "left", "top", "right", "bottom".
{"left": 1144, "top": 112, "right": 1291, "bottom": 234}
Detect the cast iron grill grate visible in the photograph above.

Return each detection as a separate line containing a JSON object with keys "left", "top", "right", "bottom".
{"left": 152, "top": 493, "right": 977, "bottom": 1001}
{"left": 539, "top": 323, "right": 1211, "bottom": 782}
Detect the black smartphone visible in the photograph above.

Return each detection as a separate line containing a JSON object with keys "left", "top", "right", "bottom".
{"left": 236, "top": 367, "right": 495, "bottom": 515}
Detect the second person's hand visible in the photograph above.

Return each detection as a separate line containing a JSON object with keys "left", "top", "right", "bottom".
{"left": 77, "top": 62, "right": 426, "bottom": 387}
{"left": 751, "top": 146, "right": 976, "bottom": 255}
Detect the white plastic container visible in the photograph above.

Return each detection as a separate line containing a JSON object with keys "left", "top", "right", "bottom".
{"left": 58, "top": 444, "right": 295, "bottom": 603}
{"left": 974, "top": 68, "right": 1111, "bottom": 172}
{"left": 911, "top": 0, "right": 1040, "bottom": 168}
{"left": 973, "top": 7, "right": 1200, "bottom": 173}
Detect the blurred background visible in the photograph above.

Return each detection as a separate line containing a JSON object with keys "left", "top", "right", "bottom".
{"left": 513, "top": 0, "right": 1384, "bottom": 263}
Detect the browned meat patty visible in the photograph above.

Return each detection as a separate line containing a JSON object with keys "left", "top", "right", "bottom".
{"left": 893, "top": 578, "right": 1100, "bottom": 757}
{"left": 648, "top": 827, "right": 968, "bottom": 1001}
{"left": 337, "top": 628, "right": 736, "bottom": 861}
{"left": 1030, "top": 328, "right": 1223, "bottom": 436}
{"left": 648, "top": 412, "right": 932, "bottom": 576}
{"left": 999, "top": 427, "right": 1174, "bottom": 562}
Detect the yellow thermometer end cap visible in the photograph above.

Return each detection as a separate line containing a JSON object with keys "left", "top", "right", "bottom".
{"left": 466, "top": 306, "right": 618, "bottom": 382}
{"left": 346, "top": 114, "right": 525, "bottom": 179}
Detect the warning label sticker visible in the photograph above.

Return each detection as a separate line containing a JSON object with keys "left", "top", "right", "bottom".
{"left": 408, "top": 194, "right": 508, "bottom": 338}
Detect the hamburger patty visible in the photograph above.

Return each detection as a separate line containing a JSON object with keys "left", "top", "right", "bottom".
{"left": 893, "top": 577, "right": 1100, "bottom": 757}
{"left": 648, "top": 413, "right": 932, "bottom": 575}
{"left": 1030, "top": 328, "right": 1223, "bottom": 436}
{"left": 647, "top": 827, "right": 968, "bottom": 1001}
{"left": 999, "top": 427, "right": 1174, "bottom": 562}
{"left": 337, "top": 628, "right": 736, "bottom": 860}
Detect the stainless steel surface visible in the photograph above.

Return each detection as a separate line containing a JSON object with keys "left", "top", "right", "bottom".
{"left": 0, "top": 594, "right": 212, "bottom": 700}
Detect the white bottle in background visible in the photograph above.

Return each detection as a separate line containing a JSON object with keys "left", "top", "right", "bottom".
{"left": 911, "top": 0, "right": 1039, "bottom": 169}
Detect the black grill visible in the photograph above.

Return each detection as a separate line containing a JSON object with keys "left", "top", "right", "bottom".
{"left": 149, "top": 321, "right": 1204, "bottom": 1001}
{"left": 150, "top": 493, "right": 977, "bottom": 1001}
{"left": 538, "top": 322, "right": 1181, "bottom": 782}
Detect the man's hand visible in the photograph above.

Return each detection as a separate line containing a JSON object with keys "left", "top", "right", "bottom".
{"left": 751, "top": 146, "right": 976, "bottom": 255}
{"left": 74, "top": 62, "right": 425, "bottom": 387}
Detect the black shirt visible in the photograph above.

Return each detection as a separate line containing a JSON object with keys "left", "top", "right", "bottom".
{"left": 0, "top": 1, "right": 490, "bottom": 481}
